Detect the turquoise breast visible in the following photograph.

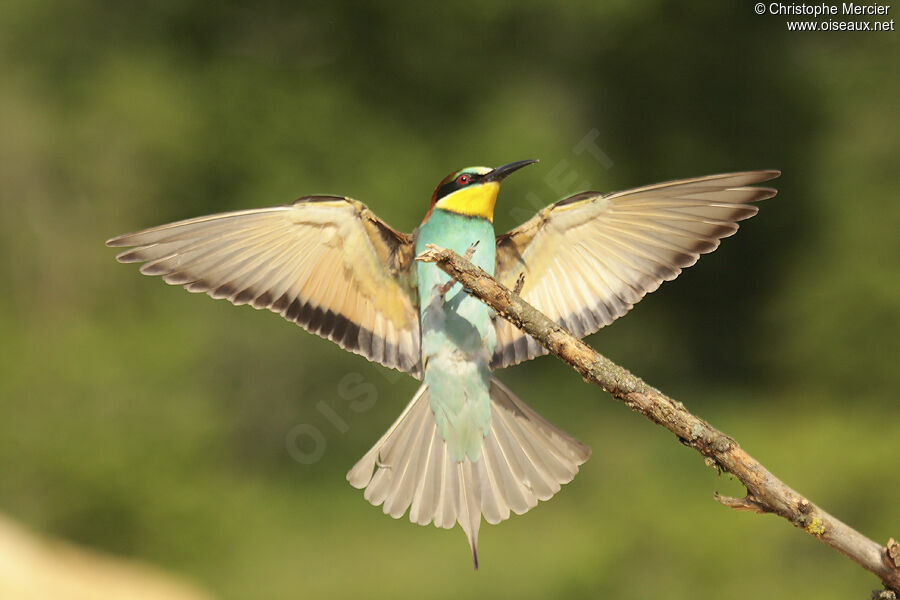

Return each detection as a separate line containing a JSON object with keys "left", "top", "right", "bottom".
{"left": 415, "top": 209, "right": 496, "bottom": 461}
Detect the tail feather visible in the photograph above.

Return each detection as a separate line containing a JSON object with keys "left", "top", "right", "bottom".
{"left": 458, "top": 459, "right": 481, "bottom": 569}
{"left": 383, "top": 406, "right": 427, "bottom": 515}
{"left": 347, "top": 378, "right": 590, "bottom": 566}
{"left": 347, "top": 384, "right": 424, "bottom": 489}
{"left": 408, "top": 426, "right": 439, "bottom": 526}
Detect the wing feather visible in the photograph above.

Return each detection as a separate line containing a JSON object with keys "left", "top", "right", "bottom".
{"left": 108, "top": 196, "right": 422, "bottom": 376}
{"left": 493, "top": 171, "right": 779, "bottom": 368}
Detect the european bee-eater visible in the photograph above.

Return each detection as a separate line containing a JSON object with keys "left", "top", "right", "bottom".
{"left": 107, "top": 162, "right": 779, "bottom": 567}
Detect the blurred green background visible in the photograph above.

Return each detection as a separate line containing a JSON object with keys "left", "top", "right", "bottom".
{"left": 1, "top": 1, "right": 898, "bottom": 598}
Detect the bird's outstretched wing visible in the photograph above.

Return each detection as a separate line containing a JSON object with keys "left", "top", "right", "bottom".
{"left": 108, "top": 196, "right": 422, "bottom": 376}
{"left": 492, "top": 171, "right": 780, "bottom": 368}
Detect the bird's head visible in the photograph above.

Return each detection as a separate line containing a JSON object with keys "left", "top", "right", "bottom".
{"left": 427, "top": 159, "right": 537, "bottom": 223}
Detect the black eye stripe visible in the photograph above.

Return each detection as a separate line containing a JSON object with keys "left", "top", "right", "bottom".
{"left": 435, "top": 171, "right": 483, "bottom": 201}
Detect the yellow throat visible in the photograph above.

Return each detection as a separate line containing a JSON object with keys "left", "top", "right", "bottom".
{"left": 433, "top": 181, "right": 500, "bottom": 222}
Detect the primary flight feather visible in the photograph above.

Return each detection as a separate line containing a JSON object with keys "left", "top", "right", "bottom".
{"left": 108, "top": 162, "right": 779, "bottom": 567}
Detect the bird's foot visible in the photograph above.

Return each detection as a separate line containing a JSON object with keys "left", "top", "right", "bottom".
{"left": 437, "top": 280, "right": 456, "bottom": 297}
{"left": 437, "top": 242, "right": 479, "bottom": 298}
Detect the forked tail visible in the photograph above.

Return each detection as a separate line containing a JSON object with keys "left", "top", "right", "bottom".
{"left": 347, "top": 377, "right": 590, "bottom": 568}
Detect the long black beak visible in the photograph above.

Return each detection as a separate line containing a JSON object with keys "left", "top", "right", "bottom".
{"left": 484, "top": 159, "right": 538, "bottom": 183}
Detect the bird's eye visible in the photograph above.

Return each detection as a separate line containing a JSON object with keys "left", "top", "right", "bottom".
{"left": 456, "top": 174, "right": 469, "bottom": 185}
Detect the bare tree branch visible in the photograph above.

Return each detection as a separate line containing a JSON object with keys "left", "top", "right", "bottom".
{"left": 416, "top": 244, "right": 900, "bottom": 595}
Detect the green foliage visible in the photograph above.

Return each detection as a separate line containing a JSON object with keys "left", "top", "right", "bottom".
{"left": 0, "top": 1, "right": 897, "bottom": 598}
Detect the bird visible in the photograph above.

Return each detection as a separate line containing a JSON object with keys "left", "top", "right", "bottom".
{"left": 107, "top": 161, "right": 779, "bottom": 568}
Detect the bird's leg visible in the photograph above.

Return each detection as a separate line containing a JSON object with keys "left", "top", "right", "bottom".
{"left": 513, "top": 272, "right": 526, "bottom": 295}
{"left": 437, "top": 241, "right": 480, "bottom": 297}
{"left": 436, "top": 280, "right": 455, "bottom": 297}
